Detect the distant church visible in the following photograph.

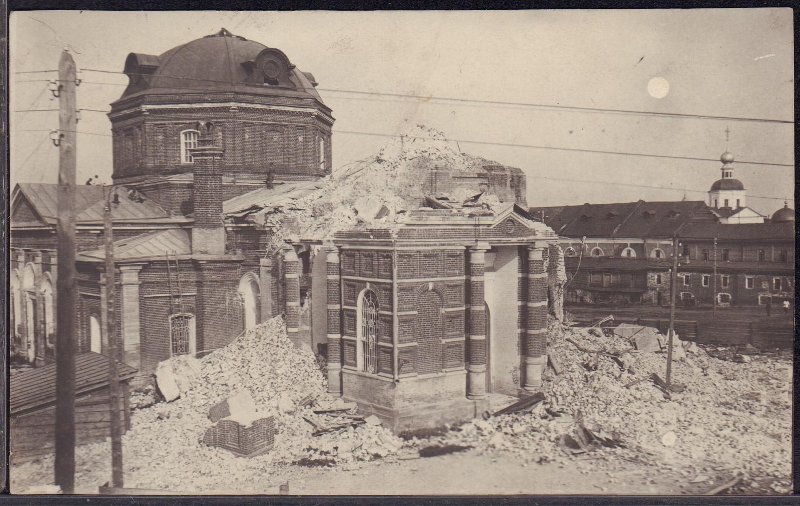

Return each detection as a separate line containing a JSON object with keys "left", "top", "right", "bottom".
{"left": 707, "top": 151, "right": 765, "bottom": 224}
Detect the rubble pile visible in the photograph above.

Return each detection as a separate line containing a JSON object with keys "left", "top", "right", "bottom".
{"left": 261, "top": 123, "right": 513, "bottom": 247}
{"left": 416, "top": 319, "right": 791, "bottom": 489}
{"left": 10, "top": 317, "right": 403, "bottom": 493}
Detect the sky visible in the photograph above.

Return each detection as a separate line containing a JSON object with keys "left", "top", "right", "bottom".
{"left": 9, "top": 9, "right": 794, "bottom": 215}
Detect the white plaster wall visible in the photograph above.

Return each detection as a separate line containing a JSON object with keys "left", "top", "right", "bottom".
{"left": 484, "top": 246, "right": 520, "bottom": 395}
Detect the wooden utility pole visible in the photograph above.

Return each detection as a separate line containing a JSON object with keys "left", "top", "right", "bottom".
{"left": 104, "top": 188, "right": 124, "bottom": 487}
{"left": 54, "top": 49, "right": 77, "bottom": 493}
{"left": 666, "top": 235, "right": 679, "bottom": 389}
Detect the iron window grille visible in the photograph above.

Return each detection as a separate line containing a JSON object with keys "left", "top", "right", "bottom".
{"left": 170, "top": 313, "right": 194, "bottom": 356}
{"left": 359, "top": 290, "right": 379, "bottom": 374}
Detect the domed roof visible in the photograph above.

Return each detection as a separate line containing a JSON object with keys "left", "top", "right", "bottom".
{"left": 771, "top": 202, "right": 795, "bottom": 223}
{"left": 710, "top": 178, "right": 745, "bottom": 191}
{"left": 720, "top": 151, "right": 735, "bottom": 164}
{"left": 117, "top": 28, "right": 323, "bottom": 104}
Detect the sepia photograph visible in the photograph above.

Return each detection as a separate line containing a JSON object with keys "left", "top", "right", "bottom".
{"left": 7, "top": 9, "right": 794, "bottom": 496}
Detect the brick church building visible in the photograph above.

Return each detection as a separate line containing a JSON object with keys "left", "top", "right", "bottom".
{"left": 10, "top": 29, "right": 559, "bottom": 430}
{"left": 11, "top": 29, "right": 332, "bottom": 372}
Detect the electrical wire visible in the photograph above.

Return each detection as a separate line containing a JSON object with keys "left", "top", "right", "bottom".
{"left": 53, "top": 111, "right": 790, "bottom": 200}
{"left": 76, "top": 67, "right": 794, "bottom": 126}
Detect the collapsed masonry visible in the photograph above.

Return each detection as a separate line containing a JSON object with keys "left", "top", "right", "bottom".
{"left": 223, "top": 124, "right": 563, "bottom": 432}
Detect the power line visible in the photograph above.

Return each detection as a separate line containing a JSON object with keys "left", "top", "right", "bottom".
{"left": 125, "top": 112, "right": 795, "bottom": 174}
{"left": 77, "top": 67, "right": 794, "bottom": 126}
{"left": 14, "top": 135, "right": 52, "bottom": 175}
{"left": 319, "top": 88, "right": 794, "bottom": 126}
{"left": 334, "top": 129, "right": 794, "bottom": 168}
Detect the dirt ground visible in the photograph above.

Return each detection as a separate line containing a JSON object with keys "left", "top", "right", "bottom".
{"left": 263, "top": 449, "right": 697, "bottom": 496}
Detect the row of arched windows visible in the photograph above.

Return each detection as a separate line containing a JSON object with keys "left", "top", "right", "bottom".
{"left": 563, "top": 246, "right": 666, "bottom": 259}
{"left": 10, "top": 264, "right": 55, "bottom": 363}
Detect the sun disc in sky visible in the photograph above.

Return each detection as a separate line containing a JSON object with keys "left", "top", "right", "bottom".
{"left": 647, "top": 76, "right": 670, "bottom": 99}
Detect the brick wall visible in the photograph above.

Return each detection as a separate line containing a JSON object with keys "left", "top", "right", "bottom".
{"left": 112, "top": 105, "right": 332, "bottom": 183}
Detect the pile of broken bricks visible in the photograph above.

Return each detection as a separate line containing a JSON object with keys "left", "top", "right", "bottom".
{"left": 409, "top": 317, "right": 791, "bottom": 493}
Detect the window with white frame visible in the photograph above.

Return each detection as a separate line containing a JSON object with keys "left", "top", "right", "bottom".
{"left": 564, "top": 247, "right": 577, "bottom": 257}
{"left": 655, "top": 274, "right": 663, "bottom": 285}
{"left": 721, "top": 274, "right": 729, "bottom": 289}
{"left": 622, "top": 247, "right": 636, "bottom": 258}
{"left": 590, "top": 247, "right": 603, "bottom": 257}
{"left": 773, "top": 278, "right": 782, "bottom": 291}
{"left": 682, "top": 273, "right": 690, "bottom": 286}
{"left": 180, "top": 130, "right": 199, "bottom": 164}
{"left": 651, "top": 248, "right": 665, "bottom": 259}
{"left": 702, "top": 274, "right": 710, "bottom": 287}
{"left": 745, "top": 276, "right": 754, "bottom": 289}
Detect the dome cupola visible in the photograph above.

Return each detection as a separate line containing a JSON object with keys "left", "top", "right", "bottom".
{"left": 771, "top": 201, "right": 795, "bottom": 223}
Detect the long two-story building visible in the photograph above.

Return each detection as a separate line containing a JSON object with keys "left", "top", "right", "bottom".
{"left": 530, "top": 152, "right": 795, "bottom": 308}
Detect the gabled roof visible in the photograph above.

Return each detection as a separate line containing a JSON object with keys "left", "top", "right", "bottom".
{"left": 11, "top": 352, "right": 137, "bottom": 415}
{"left": 13, "top": 183, "right": 104, "bottom": 225}
{"left": 11, "top": 183, "right": 172, "bottom": 225}
{"left": 78, "top": 228, "right": 191, "bottom": 262}
{"left": 530, "top": 200, "right": 715, "bottom": 239}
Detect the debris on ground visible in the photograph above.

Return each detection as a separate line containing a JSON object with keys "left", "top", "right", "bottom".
{"left": 408, "top": 317, "right": 791, "bottom": 492}
{"left": 10, "top": 317, "right": 403, "bottom": 493}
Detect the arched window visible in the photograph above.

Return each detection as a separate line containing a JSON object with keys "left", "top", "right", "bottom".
{"left": 564, "top": 247, "right": 577, "bottom": 257}
{"left": 170, "top": 313, "right": 196, "bottom": 356}
{"left": 89, "top": 315, "right": 102, "bottom": 353}
{"left": 590, "top": 247, "right": 604, "bottom": 257}
{"left": 41, "top": 277, "right": 55, "bottom": 348}
{"left": 416, "top": 290, "right": 444, "bottom": 374}
{"left": 651, "top": 248, "right": 665, "bottom": 259}
{"left": 357, "top": 289, "right": 379, "bottom": 374}
{"left": 622, "top": 247, "right": 636, "bottom": 258}
{"left": 238, "top": 273, "right": 260, "bottom": 330}
{"left": 180, "top": 130, "right": 199, "bottom": 164}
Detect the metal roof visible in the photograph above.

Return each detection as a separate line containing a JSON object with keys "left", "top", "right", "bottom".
{"left": 76, "top": 190, "right": 171, "bottom": 222}
{"left": 12, "top": 183, "right": 172, "bottom": 225}
{"left": 78, "top": 228, "right": 191, "bottom": 262}
{"left": 11, "top": 352, "right": 137, "bottom": 415}
{"left": 116, "top": 29, "right": 325, "bottom": 105}
{"left": 223, "top": 179, "right": 325, "bottom": 216}
{"left": 15, "top": 183, "right": 105, "bottom": 225}
{"left": 679, "top": 222, "right": 794, "bottom": 241}
{"left": 530, "top": 200, "right": 716, "bottom": 239}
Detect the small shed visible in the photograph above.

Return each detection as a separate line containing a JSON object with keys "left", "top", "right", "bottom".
{"left": 11, "top": 352, "right": 137, "bottom": 464}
